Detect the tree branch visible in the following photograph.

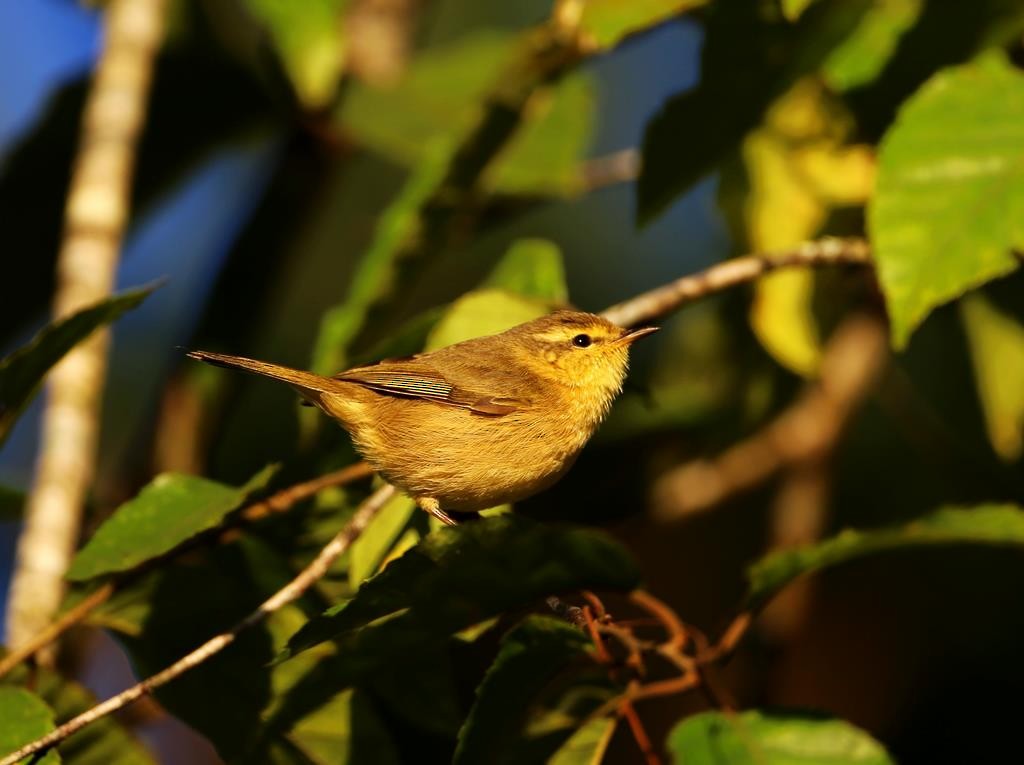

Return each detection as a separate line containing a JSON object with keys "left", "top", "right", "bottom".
{"left": 0, "top": 483, "right": 396, "bottom": 765}
{"left": 600, "top": 237, "right": 870, "bottom": 328}
{"left": 5, "top": 0, "right": 169, "bottom": 656}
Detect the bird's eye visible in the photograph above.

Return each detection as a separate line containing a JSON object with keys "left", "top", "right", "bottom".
{"left": 571, "top": 334, "right": 592, "bottom": 348}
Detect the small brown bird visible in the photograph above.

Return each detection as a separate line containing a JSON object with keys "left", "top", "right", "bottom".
{"left": 188, "top": 311, "right": 656, "bottom": 525}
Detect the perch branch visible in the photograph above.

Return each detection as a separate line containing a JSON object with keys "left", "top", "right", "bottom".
{"left": 0, "top": 484, "right": 396, "bottom": 765}
{"left": 0, "top": 462, "right": 372, "bottom": 679}
{"left": 5, "top": 0, "right": 169, "bottom": 655}
{"left": 601, "top": 237, "right": 870, "bottom": 328}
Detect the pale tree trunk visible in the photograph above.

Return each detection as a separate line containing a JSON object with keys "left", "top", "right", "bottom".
{"left": 5, "top": 0, "right": 168, "bottom": 657}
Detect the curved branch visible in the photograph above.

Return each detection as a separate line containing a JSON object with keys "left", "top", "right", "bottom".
{"left": 601, "top": 237, "right": 870, "bottom": 328}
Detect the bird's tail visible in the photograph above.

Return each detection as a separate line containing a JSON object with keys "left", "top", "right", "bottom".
{"left": 186, "top": 350, "right": 339, "bottom": 405}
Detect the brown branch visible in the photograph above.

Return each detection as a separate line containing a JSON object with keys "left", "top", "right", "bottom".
{"left": 6, "top": 0, "right": 169, "bottom": 657}
{"left": 0, "top": 483, "right": 396, "bottom": 765}
{"left": 651, "top": 313, "right": 888, "bottom": 520}
{"left": 0, "top": 463, "right": 372, "bottom": 680}
{"left": 600, "top": 237, "right": 870, "bottom": 329}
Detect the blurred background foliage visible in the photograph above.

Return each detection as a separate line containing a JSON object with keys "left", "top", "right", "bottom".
{"left": 2, "top": 0, "right": 1024, "bottom": 763}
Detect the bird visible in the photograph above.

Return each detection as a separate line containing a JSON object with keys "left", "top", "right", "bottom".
{"left": 187, "top": 310, "right": 657, "bottom": 525}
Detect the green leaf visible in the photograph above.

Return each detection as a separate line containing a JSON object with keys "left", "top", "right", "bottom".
{"left": 241, "top": 0, "right": 348, "bottom": 108}
{"left": 0, "top": 285, "right": 154, "bottom": 447}
{"left": 548, "top": 717, "right": 617, "bottom": 765}
{"left": 869, "top": 53, "right": 1024, "bottom": 347}
{"left": 426, "top": 290, "right": 552, "bottom": 351}
{"left": 338, "top": 33, "right": 595, "bottom": 196}
{"left": 638, "top": 1, "right": 873, "bottom": 223}
{"left": 347, "top": 493, "right": 415, "bottom": 588}
{"left": 961, "top": 293, "right": 1024, "bottom": 461}
{"left": 483, "top": 239, "right": 569, "bottom": 304}
{"left": 454, "top": 615, "right": 617, "bottom": 765}
{"left": 0, "top": 686, "right": 60, "bottom": 765}
{"left": 66, "top": 465, "right": 277, "bottom": 581}
{"left": 579, "top": 0, "right": 706, "bottom": 49}
{"left": 822, "top": 0, "right": 924, "bottom": 92}
{"left": 668, "top": 710, "right": 894, "bottom": 765}
{"left": 0, "top": 485, "right": 24, "bottom": 521}
{"left": 747, "top": 504, "right": 1024, "bottom": 608}
{"left": 281, "top": 516, "right": 640, "bottom": 663}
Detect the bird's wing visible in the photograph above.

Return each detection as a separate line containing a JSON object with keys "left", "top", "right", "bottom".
{"left": 335, "top": 361, "right": 525, "bottom": 416}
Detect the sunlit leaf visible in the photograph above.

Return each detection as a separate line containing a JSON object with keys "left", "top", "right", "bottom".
{"left": 668, "top": 710, "right": 894, "bottom": 764}
{"left": 639, "top": 1, "right": 873, "bottom": 223}
{"left": 578, "top": 0, "right": 706, "bottom": 49}
{"left": 869, "top": 53, "right": 1024, "bottom": 348}
{"left": 281, "top": 516, "right": 640, "bottom": 662}
{"left": 822, "top": 0, "right": 924, "bottom": 91}
{"left": 66, "top": 465, "right": 277, "bottom": 581}
{"left": 960, "top": 293, "right": 1024, "bottom": 461}
{"left": 483, "top": 239, "right": 569, "bottom": 304}
{"left": 426, "top": 290, "right": 550, "bottom": 350}
{"left": 747, "top": 504, "right": 1024, "bottom": 608}
{"left": 548, "top": 717, "right": 617, "bottom": 765}
{"left": 0, "top": 686, "right": 60, "bottom": 765}
{"left": 241, "top": 0, "right": 349, "bottom": 108}
{"left": 454, "top": 615, "right": 617, "bottom": 765}
{"left": 720, "top": 78, "right": 874, "bottom": 375}
{"left": 348, "top": 493, "right": 415, "bottom": 588}
{"left": 0, "top": 285, "right": 154, "bottom": 446}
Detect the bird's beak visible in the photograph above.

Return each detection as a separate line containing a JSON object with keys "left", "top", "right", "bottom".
{"left": 617, "top": 326, "right": 659, "bottom": 345}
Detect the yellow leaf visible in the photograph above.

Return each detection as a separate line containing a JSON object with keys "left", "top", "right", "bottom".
{"left": 729, "top": 77, "right": 875, "bottom": 375}
{"left": 961, "top": 294, "right": 1024, "bottom": 461}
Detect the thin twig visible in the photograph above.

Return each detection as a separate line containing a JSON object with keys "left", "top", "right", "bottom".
{"left": 0, "top": 463, "right": 372, "bottom": 680}
{"left": 0, "top": 484, "right": 396, "bottom": 765}
{"left": 601, "top": 237, "right": 870, "bottom": 328}
{"left": 6, "top": 0, "right": 169, "bottom": 657}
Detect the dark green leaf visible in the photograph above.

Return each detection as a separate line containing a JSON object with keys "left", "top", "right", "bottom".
{"left": 869, "top": 53, "right": 1024, "bottom": 347}
{"left": 0, "top": 686, "right": 60, "bottom": 765}
{"left": 747, "top": 504, "right": 1024, "bottom": 608}
{"left": 0, "top": 285, "right": 155, "bottom": 446}
{"left": 638, "top": 1, "right": 873, "bottom": 223}
{"left": 668, "top": 710, "right": 894, "bottom": 764}
{"left": 454, "top": 615, "right": 617, "bottom": 765}
{"left": 66, "top": 465, "right": 277, "bottom": 581}
{"left": 281, "top": 516, "right": 641, "bottom": 662}
{"left": 0, "top": 485, "right": 24, "bottom": 522}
